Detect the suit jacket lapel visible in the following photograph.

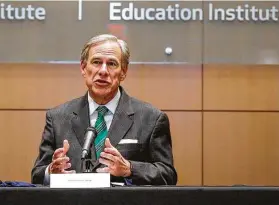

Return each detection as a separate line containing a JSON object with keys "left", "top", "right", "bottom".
{"left": 71, "top": 93, "right": 96, "bottom": 161}
{"left": 107, "top": 87, "right": 134, "bottom": 148}
{"left": 71, "top": 88, "right": 134, "bottom": 170}
{"left": 92, "top": 87, "right": 135, "bottom": 170}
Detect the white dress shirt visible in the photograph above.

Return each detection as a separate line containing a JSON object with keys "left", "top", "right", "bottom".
{"left": 43, "top": 89, "right": 121, "bottom": 185}
{"left": 88, "top": 88, "right": 121, "bottom": 129}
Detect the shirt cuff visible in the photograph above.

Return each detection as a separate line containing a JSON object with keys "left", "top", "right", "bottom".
{"left": 44, "top": 165, "right": 50, "bottom": 185}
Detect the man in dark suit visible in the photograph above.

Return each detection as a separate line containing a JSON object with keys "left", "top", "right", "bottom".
{"left": 31, "top": 34, "right": 177, "bottom": 185}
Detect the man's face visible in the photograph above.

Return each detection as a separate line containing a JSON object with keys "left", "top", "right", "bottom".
{"left": 81, "top": 41, "right": 127, "bottom": 104}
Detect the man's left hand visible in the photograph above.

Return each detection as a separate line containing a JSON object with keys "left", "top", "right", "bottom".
{"left": 96, "top": 138, "right": 131, "bottom": 177}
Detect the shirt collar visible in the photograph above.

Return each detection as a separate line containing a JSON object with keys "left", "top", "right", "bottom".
{"left": 88, "top": 88, "right": 121, "bottom": 116}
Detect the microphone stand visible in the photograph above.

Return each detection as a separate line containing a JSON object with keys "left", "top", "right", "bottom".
{"left": 81, "top": 150, "right": 94, "bottom": 173}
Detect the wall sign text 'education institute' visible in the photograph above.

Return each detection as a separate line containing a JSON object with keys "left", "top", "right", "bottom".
{"left": 1, "top": 2, "right": 278, "bottom": 22}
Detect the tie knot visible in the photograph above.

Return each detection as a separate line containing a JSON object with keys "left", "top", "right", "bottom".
{"left": 96, "top": 106, "right": 109, "bottom": 116}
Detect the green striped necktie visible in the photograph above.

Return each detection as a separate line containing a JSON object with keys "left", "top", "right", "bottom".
{"left": 94, "top": 106, "right": 109, "bottom": 159}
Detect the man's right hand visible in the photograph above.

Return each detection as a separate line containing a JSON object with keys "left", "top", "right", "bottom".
{"left": 49, "top": 140, "right": 76, "bottom": 174}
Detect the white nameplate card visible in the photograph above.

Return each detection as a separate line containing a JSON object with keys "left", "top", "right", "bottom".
{"left": 50, "top": 173, "right": 110, "bottom": 188}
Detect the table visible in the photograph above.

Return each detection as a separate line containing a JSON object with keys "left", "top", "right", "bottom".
{"left": 1, "top": 186, "right": 279, "bottom": 205}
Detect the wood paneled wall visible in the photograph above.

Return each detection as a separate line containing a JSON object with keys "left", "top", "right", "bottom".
{"left": 203, "top": 64, "right": 279, "bottom": 186}
{"left": 0, "top": 63, "right": 279, "bottom": 186}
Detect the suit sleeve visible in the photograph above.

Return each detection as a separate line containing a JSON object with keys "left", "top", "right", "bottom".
{"left": 31, "top": 111, "right": 56, "bottom": 185}
{"left": 129, "top": 112, "right": 177, "bottom": 185}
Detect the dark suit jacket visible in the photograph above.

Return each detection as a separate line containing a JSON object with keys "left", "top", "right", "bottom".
{"left": 31, "top": 87, "right": 177, "bottom": 185}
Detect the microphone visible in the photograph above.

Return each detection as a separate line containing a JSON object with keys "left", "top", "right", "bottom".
{"left": 81, "top": 127, "right": 97, "bottom": 160}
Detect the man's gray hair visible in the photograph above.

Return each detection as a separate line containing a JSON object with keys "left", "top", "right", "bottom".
{"left": 80, "top": 34, "right": 130, "bottom": 70}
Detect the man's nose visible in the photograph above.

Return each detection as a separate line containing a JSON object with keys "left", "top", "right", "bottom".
{"left": 99, "top": 63, "right": 109, "bottom": 74}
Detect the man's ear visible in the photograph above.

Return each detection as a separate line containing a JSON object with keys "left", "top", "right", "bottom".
{"left": 120, "top": 67, "right": 127, "bottom": 81}
{"left": 80, "top": 62, "right": 86, "bottom": 77}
